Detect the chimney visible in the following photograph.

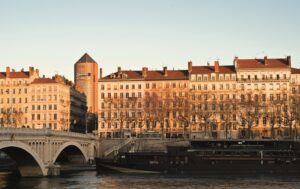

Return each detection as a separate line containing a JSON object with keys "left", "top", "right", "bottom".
{"left": 12, "top": 69, "right": 15, "bottom": 72}
{"left": 43, "top": 75, "right": 45, "bottom": 78}
{"left": 142, "top": 67, "right": 148, "bottom": 78}
{"left": 21, "top": 68, "right": 24, "bottom": 72}
{"left": 214, "top": 61, "right": 220, "bottom": 73}
{"left": 163, "top": 66, "right": 168, "bottom": 76}
{"left": 117, "top": 66, "right": 121, "bottom": 73}
{"left": 264, "top": 56, "right": 268, "bottom": 65}
{"left": 29, "top": 67, "right": 34, "bottom": 76}
{"left": 36, "top": 69, "right": 39, "bottom": 76}
{"left": 188, "top": 61, "right": 193, "bottom": 73}
{"left": 6, "top": 67, "right": 10, "bottom": 78}
{"left": 233, "top": 56, "right": 238, "bottom": 67}
{"left": 287, "top": 56, "right": 291, "bottom": 67}
{"left": 99, "top": 68, "right": 103, "bottom": 79}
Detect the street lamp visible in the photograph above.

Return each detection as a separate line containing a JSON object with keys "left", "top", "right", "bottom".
{"left": 85, "top": 112, "right": 88, "bottom": 134}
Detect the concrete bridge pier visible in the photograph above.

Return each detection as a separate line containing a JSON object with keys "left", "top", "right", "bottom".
{"left": 47, "top": 163, "right": 61, "bottom": 176}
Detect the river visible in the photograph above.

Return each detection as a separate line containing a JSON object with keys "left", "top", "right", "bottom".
{"left": 1, "top": 171, "right": 300, "bottom": 189}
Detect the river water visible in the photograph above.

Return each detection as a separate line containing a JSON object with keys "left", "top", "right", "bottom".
{"left": 1, "top": 171, "right": 300, "bottom": 189}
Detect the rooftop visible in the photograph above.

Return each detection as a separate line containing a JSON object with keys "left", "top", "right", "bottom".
{"left": 235, "top": 56, "right": 290, "bottom": 69}
{"left": 0, "top": 71, "right": 30, "bottom": 79}
{"left": 75, "top": 53, "right": 97, "bottom": 64}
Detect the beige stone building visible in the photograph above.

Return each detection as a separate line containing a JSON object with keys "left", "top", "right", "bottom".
{"left": 98, "top": 66, "right": 190, "bottom": 138}
{"left": 98, "top": 56, "right": 300, "bottom": 139}
{"left": 0, "top": 67, "right": 87, "bottom": 131}
{"left": 0, "top": 67, "right": 39, "bottom": 128}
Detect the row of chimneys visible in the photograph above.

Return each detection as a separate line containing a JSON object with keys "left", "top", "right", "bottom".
{"left": 5, "top": 66, "right": 39, "bottom": 77}
{"left": 188, "top": 60, "right": 220, "bottom": 73}
{"left": 98, "top": 66, "right": 168, "bottom": 78}
{"left": 233, "top": 56, "right": 291, "bottom": 67}
{"left": 98, "top": 56, "right": 291, "bottom": 79}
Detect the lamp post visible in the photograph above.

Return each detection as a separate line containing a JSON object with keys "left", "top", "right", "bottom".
{"left": 85, "top": 112, "right": 88, "bottom": 134}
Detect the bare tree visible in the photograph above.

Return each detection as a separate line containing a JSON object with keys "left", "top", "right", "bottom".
{"left": 1, "top": 107, "right": 23, "bottom": 128}
{"left": 238, "top": 92, "right": 264, "bottom": 139}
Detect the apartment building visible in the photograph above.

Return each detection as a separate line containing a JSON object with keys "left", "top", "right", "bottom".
{"left": 0, "top": 67, "right": 39, "bottom": 127}
{"left": 98, "top": 56, "right": 300, "bottom": 139}
{"left": 0, "top": 67, "right": 87, "bottom": 131}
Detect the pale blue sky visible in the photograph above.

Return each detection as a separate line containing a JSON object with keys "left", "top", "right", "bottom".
{"left": 0, "top": 0, "right": 300, "bottom": 80}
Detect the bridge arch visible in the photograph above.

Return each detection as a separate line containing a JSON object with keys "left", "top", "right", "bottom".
{"left": 0, "top": 141, "right": 47, "bottom": 177}
{"left": 52, "top": 141, "right": 88, "bottom": 163}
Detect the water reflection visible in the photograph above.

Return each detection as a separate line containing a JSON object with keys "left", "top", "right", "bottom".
{"left": 1, "top": 171, "right": 300, "bottom": 189}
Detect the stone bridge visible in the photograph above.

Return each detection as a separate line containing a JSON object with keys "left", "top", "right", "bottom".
{"left": 0, "top": 128, "right": 99, "bottom": 177}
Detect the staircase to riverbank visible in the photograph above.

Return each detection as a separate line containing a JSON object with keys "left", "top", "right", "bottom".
{"left": 102, "top": 137, "right": 135, "bottom": 159}
{"left": 99, "top": 138, "right": 189, "bottom": 159}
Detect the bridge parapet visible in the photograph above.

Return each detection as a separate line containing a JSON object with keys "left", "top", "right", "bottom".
{"left": 0, "top": 127, "right": 98, "bottom": 140}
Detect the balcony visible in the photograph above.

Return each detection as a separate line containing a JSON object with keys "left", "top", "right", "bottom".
{"left": 237, "top": 78, "right": 290, "bottom": 83}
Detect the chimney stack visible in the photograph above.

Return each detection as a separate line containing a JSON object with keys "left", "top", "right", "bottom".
{"left": 12, "top": 69, "right": 15, "bottom": 72}
{"left": 117, "top": 66, "right": 121, "bottom": 73}
{"left": 142, "top": 67, "right": 148, "bottom": 78}
{"left": 188, "top": 61, "right": 193, "bottom": 73}
{"left": 6, "top": 67, "right": 10, "bottom": 78}
{"left": 214, "top": 61, "right": 220, "bottom": 73}
{"left": 36, "top": 69, "right": 39, "bottom": 76}
{"left": 287, "top": 56, "right": 291, "bottom": 67}
{"left": 163, "top": 66, "right": 168, "bottom": 76}
{"left": 264, "top": 56, "right": 268, "bottom": 65}
{"left": 233, "top": 56, "right": 238, "bottom": 67}
{"left": 99, "top": 68, "right": 103, "bottom": 79}
{"left": 29, "top": 67, "right": 34, "bottom": 76}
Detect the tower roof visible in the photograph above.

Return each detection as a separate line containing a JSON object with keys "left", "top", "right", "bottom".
{"left": 75, "top": 53, "right": 97, "bottom": 64}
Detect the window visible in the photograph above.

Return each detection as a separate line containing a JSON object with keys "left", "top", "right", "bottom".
{"left": 212, "top": 84, "right": 215, "bottom": 90}
{"left": 240, "top": 84, "right": 244, "bottom": 90}
{"left": 276, "top": 94, "right": 280, "bottom": 101}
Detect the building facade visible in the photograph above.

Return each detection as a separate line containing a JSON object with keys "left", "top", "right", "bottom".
{"left": 0, "top": 67, "right": 39, "bottom": 128}
{"left": 98, "top": 56, "right": 300, "bottom": 139}
{"left": 0, "top": 67, "right": 87, "bottom": 131}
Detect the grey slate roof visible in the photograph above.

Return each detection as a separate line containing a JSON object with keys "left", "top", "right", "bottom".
{"left": 75, "top": 53, "right": 97, "bottom": 64}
